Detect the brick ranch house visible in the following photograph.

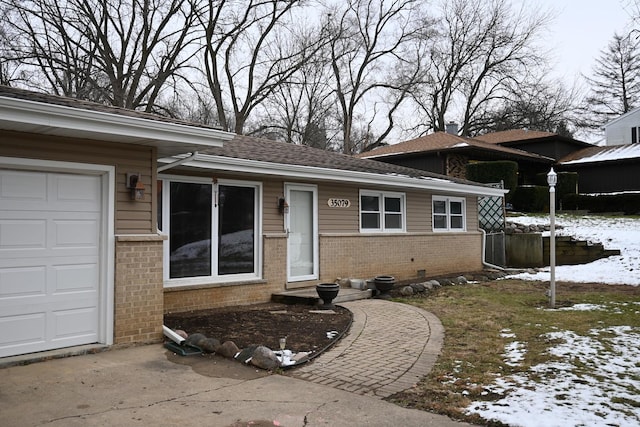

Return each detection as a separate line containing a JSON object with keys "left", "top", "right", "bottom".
{"left": 0, "top": 86, "right": 505, "bottom": 358}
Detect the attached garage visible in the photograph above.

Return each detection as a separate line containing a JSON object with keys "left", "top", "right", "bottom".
{"left": 0, "top": 165, "right": 113, "bottom": 357}
{"left": 0, "top": 85, "right": 232, "bottom": 359}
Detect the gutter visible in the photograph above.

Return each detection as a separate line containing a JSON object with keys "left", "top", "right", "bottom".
{"left": 159, "top": 154, "right": 508, "bottom": 198}
{"left": 158, "top": 151, "right": 198, "bottom": 172}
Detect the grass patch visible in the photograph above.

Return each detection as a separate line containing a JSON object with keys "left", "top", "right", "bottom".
{"left": 387, "top": 279, "right": 640, "bottom": 424}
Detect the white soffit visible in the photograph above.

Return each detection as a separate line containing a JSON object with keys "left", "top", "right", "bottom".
{"left": 0, "top": 95, "right": 234, "bottom": 157}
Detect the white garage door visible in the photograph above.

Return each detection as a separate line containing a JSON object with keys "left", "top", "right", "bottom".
{"left": 0, "top": 169, "right": 103, "bottom": 357}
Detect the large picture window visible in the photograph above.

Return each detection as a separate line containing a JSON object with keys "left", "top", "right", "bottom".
{"left": 360, "top": 190, "right": 405, "bottom": 232}
{"left": 159, "top": 177, "right": 261, "bottom": 285}
{"left": 433, "top": 196, "right": 466, "bottom": 231}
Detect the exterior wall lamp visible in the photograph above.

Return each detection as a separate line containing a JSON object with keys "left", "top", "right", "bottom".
{"left": 277, "top": 197, "right": 289, "bottom": 215}
{"left": 127, "top": 172, "right": 145, "bottom": 201}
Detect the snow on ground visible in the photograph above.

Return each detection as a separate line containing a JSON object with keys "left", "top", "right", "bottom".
{"left": 464, "top": 214, "right": 640, "bottom": 426}
{"left": 505, "top": 214, "right": 640, "bottom": 286}
{"left": 468, "top": 321, "right": 640, "bottom": 427}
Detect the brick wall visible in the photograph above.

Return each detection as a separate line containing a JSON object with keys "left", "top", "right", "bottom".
{"left": 319, "top": 232, "right": 483, "bottom": 281}
{"left": 114, "top": 236, "right": 164, "bottom": 344}
{"left": 163, "top": 234, "right": 288, "bottom": 313}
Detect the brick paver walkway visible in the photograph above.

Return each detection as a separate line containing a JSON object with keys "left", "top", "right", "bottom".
{"left": 291, "top": 299, "right": 443, "bottom": 398}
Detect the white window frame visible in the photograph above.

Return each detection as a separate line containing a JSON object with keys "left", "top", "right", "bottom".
{"left": 359, "top": 190, "right": 406, "bottom": 233}
{"left": 433, "top": 196, "right": 466, "bottom": 232}
{"left": 159, "top": 175, "right": 262, "bottom": 287}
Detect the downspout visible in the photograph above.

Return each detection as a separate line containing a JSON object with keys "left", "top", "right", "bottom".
{"left": 479, "top": 228, "right": 505, "bottom": 271}
{"left": 157, "top": 151, "right": 198, "bottom": 172}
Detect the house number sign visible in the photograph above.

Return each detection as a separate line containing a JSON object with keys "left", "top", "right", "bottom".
{"left": 327, "top": 198, "right": 351, "bottom": 208}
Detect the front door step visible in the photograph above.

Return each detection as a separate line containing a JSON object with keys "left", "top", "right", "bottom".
{"left": 271, "top": 287, "right": 372, "bottom": 306}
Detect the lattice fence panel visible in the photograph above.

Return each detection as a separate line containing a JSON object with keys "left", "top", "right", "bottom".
{"left": 479, "top": 182, "right": 505, "bottom": 233}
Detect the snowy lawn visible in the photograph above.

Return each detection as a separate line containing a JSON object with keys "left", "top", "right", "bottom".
{"left": 394, "top": 214, "right": 640, "bottom": 427}
{"left": 506, "top": 213, "right": 640, "bottom": 286}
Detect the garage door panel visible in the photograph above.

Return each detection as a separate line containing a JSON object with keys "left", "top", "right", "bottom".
{"left": 0, "top": 312, "right": 46, "bottom": 357}
{"left": 53, "top": 174, "right": 101, "bottom": 207}
{"left": 51, "top": 306, "right": 98, "bottom": 341}
{"left": 53, "top": 262, "right": 98, "bottom": 293}
{"left": 0, "top": 170, "right": 47, "bottom": 204}
{"left": 52, "top": 219, "right": 99, "bottom": 248}
{"left": 0, "top": 169, "right": 104, "bottom": 358}
{"left": 0, "top": 266, "right": 46, "bottom": 298}
{"left": 0, "top": 219, "right": 46, "bottom": 249}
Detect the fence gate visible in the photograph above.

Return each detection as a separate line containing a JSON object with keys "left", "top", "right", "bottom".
{"left": 478, "top": 182, "right": 506, "bottom": 266}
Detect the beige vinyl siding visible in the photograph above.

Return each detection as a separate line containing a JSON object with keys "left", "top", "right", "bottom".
{"left": 318, "top": 183, "right": 360, "bottom": 233}
{"left": 406, "top": 190, "right": 430, "bottom": 232}
{"left": 1, "top": 130, "right": 155, "bottom": 234}
{"left": 262, "top": 179, "right": 285, "bottom": 234}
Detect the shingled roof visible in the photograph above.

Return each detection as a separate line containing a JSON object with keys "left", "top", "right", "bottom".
{"left": 0, "top": 85, "right": 219, "bottom": 130}
{"left": 357, "top": 131, "right": 552, "bottom": 162}
{"left": 198, "top": 134, "right": 482, "bottom": 185}
{"left": 474, "top": 129, "right": 593, "bottom": 149}
{"left": 559, "top": 144, "right": 640, "bottom": 165}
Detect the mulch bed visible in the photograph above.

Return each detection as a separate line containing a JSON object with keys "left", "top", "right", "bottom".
{"left": 164, "top": 302, "right": 352, "bottom": 356}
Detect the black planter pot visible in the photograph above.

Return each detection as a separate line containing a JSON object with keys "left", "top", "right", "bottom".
{"left": 316, "top": 283, "right": 340, "bottom": 309}
{"left": 374, "top": 275, "right": 395, "bottom": 299}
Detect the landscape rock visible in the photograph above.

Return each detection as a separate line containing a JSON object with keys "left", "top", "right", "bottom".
{"left": 250, "top": 346, "right": 280, "bottom": 370}
{"left": 199, "top": 337, "right": 221, "bottom": 353}
{"left": 218, "top": 340, "right": 240, "bottom": 358}
{"left": 184, "top": 333, "right": 207, "bottom": 347}
{"left": 456, "top": 276, "right": 468, "bottom": 285}
{"left": 410, "top": 282, "right": 426, "bottom": 293}
{"left": 400, "top": 285, "right": 414, "bottom": 296}
{"left": 427, "top": 279, "right": 441, "bottom": 288}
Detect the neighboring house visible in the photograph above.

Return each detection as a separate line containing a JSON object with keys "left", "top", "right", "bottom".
{"left": 602, "top": 106, "right": 640, "bottom": 146}
{"left": 557, "top": 144, "right": 640, "bottom": 193}
{"left": 0, "top": 86, "right": 504, "bottom": 358}
{"left": 473, "top": 129, "right": 593, "bottom": 163}
{"left": 357, "top": 131, "right": 554, "bottom": 184}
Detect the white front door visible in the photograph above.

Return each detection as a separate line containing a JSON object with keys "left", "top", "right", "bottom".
{"left": 0, "top": 169, "right": 104, "bottom": 357}
{"left": 286, "top": 184, "right": 318, "bottom": 282}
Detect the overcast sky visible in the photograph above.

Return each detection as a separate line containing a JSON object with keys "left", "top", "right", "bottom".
{"left": 532, "top": 0, "right": 633, "bottom": 86}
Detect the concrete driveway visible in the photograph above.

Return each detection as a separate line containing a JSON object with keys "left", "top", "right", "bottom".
{"left": 0, "top": 344, "right": 472, "bottom": 427}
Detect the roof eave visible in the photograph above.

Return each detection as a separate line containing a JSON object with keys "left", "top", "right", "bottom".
{"left": 159, "top": 154, "right": 507, "bottom": 197}
{"left": 0, "top": 95, "right": 235, "bottom": 157}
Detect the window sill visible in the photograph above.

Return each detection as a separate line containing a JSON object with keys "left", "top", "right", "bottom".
{"left": 163, "top": 278, "right": 267, "bottom": 292}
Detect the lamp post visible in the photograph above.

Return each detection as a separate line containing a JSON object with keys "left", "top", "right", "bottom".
{"left": 547, "top": 167, "right": 557, "bottom": 308}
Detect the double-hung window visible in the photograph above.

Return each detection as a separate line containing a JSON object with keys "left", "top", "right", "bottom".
{"left": 158, "top": 177, "right": 261, "bottom": 286}
{"left": 360, "top": 190, "right": 405, "bottom": 232}
{"left": 433, "top": 196, "right": 466, "bottom": 231}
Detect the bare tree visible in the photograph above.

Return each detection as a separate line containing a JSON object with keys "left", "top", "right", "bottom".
{"left": 410, "top": 0, "right": 550, "bottom": 136}
{"left": 326, "top": 0, "right": 429, "bottom": 154}
{"left": 249, "top": 22, "right": 338, "bottom": 149}
{"left": 475, "top": 79, "right": 580, "bottom": 137}
{"left": 581, "top": 32, "right": 640, "bottom": 129}
{"left": 200, "top": 0, "right": 324, "bottom": 134}
{"left": 2, "top": 0, "right": 201, "bottom": 112}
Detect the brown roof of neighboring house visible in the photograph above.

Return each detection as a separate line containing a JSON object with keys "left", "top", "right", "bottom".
{"left": 356, "top": 131, "right": 552, "bottom": 162}
{"left": 559, "top": 144, "right": 640, "bottom": 165}
{"left": 474, "top": 129, "right": 593, "bottom": 150}
{"left": 473, "top": 129, "right": 558, "bottom": 144}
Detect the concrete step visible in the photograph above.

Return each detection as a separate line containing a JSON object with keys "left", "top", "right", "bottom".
{"left": 271, "top": 286, "right": 372, "bottom": 306}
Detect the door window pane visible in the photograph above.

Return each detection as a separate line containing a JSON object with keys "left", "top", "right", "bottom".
{"left": 169, "top": 182, "right": 211, "bottom": 278}
{"left": 218, "top": 185, "right": 255, "bottom": 275}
